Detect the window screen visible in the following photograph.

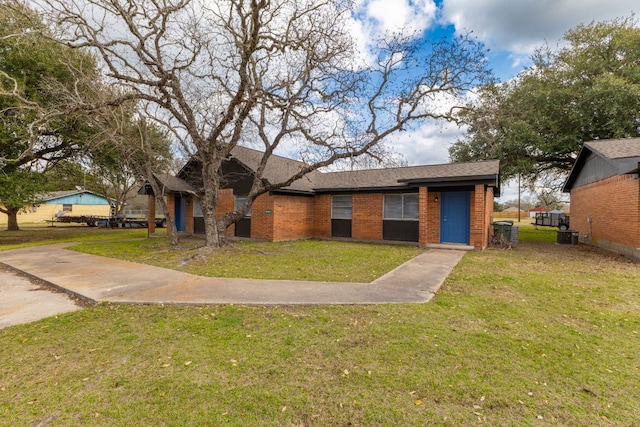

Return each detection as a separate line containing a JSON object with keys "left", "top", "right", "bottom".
{"left": 384, "top": 194, "right": 419, "bottom": 220}
{"left": 331, "top": 195, "right": 352, "bottom": 219}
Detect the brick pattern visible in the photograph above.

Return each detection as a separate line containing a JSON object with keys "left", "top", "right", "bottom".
{"left": 570, "top": 175, "right": 640, "bottom": 248}
{"left": 313, "top": 194, "right": 332, "bottom": 237}
{"left": 272, "top": 195, "right": 313, "bottom": 240}
{"left": 352, "top": 193, "right": 383, "bottom": 240}
{"left": 251, "top": 193, "right": 275, "bottom": 240}
{"left": 470, "top": 184, "right": 486, "bottom": 250}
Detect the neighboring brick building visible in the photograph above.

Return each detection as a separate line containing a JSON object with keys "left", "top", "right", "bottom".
{"left": 563, "top": 138, "right": 640, "bottom": 261}
{"left": 146, "top": 146, "right": 501, "bottom": 250}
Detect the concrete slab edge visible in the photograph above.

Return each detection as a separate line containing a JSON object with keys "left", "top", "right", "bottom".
{"left": 0, "top": 262, "right": 97, "bottom": 307}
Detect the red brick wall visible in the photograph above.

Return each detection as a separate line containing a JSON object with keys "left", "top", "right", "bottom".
{"left": 420, "top": 188, "right": 441, "bottom": 246}
{"left": 570, "top": 175, "right": 640, "bottom": 250}
{"left": 251, "top": 193, "right": 275, "bottom": 240}
{"left": 352, "top": 193, "right": 383, "bottom": 240}
{"left": 469, "top": 184, "right": 488, "bottom": 250}
{"left": 484, "top": 187, "right": 495, "bottom": 248}
{"left": 271, "top": 195, "right": 314, "bottom": 240}
{"left": 313, "top": 194, "right": 332, "bottom": 238}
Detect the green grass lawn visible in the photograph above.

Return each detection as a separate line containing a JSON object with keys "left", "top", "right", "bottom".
{"left": 69, "top": 237, "right": 422, "bottom": 282}
{"left": 1, "top": 224, "right": 639, "bottom": 425}
{"left": 0, "top": 223, "right": 148, "bottom": 251}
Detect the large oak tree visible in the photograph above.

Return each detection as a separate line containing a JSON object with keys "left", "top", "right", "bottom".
{"left": 0, "top": 0, "right": 100, "bottom": 230}
{"left": 39, "top": 0, "right": 492, "bottom": 247}
{"left": 450, "top": 16, "right": 640, "bottom": 188}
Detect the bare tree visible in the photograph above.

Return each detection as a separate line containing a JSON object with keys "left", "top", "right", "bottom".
{"left": 37, "top": 0, "right": 492, "bottom": 247}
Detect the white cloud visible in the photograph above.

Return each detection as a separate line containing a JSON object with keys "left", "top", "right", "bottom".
{"left": 350, "top": 0, "right": 438, "bottom": 58}
{"left": 441, "top": 0, "right": 638, "bottom": 56}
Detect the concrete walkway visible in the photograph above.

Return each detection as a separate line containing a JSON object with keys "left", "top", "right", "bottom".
{"left": 1, "top": 243, "right": 465, "bottom": 308}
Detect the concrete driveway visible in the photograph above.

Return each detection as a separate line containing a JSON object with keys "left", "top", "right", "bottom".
{"left": 1, "top": 243, "right": 466, "bottom": 328}
{"left": 0, "top": 266, "right": 81, "bottom": 329}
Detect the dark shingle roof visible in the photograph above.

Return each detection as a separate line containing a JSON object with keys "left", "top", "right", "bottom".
{"left": 313, "top": 160, "right": 500, "bottom": 191}
{"left": 154, "top": 174, "right": 197, "bottom": 194}
{"left": 563, "top": 137, "right": 640, "bottom": 192}
{"left": 138, "top": 174, "right": 197, "bottom": 195}
{"left": 173, "top": 145, "right": 500, "bottom": 195}
{"left": 230, "top": 146, "right": 319, "bottom": 193}
{"left": 585, "top": 138, "right": 640, "bottom": 159}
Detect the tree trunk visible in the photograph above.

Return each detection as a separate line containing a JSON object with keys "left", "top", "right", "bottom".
{"left": 146, "top": 179, "right": 179, "bottom": 246}
{"left": 200, "top": 159, "right": 223, "bottom": 248}
{"left": 6, "top": 207, "right": 20, "bottom": 231}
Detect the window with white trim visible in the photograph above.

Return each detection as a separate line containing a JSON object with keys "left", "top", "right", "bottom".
{"left": 383, "top": 194, "right": 419, "bottom": 220}
{"left": 331, "top": 195, "right": 352, "bottom": 219}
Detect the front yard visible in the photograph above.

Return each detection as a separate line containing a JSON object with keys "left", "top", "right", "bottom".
{"left": 0, "top": 224, "right": 638, "bottom": 425}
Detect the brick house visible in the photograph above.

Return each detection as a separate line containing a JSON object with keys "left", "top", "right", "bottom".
{"left": 146, "top": 146, "right": 501, "bottom": 250}
{"left": 562, "top": 138, "right": 640, "bottom": 261}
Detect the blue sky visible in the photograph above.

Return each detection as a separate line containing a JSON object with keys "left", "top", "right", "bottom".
{"left": 351, "top": 0, "right": 638, "bottom": 200}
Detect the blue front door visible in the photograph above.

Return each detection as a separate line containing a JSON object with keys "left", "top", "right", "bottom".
{"left": 175, "top": 195, "right": 186, "bottom": 232}
{"left": 440, "top": 191, "right": 470, "bottom": 244}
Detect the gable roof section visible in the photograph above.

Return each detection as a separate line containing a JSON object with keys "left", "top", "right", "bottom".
{"left": 229, "top": 146, "right": 319, "bottom": 193}
{"left": 563, "top": 138, "right": 640, "bottom": 192}
{"left": 170, "top": 145, "right": 501, "bottom": 196}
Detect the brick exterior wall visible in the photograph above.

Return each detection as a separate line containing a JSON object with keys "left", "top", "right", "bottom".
{"left": 251, "top": 193, "right": 275, "bottom": 240}
{"left": 570, "top": 174, "right": 640, "bottom": 259}
{"left": 352, "top": 193, "right": 383, "bottom": 240}
{"left": 469, "top": 184, "right": 491, "bottom": 250}
{"left": 272, "top": 195, "right": 314, "bottom": 240}
{"left": 425, "top": 189, "right": 441, "bottom": 245}
{"left": 313, "top": 194, "right": 332, "bottom": 238}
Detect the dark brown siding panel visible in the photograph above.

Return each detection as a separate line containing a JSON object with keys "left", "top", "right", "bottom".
{"left": 383, "top": 220, "right": 419, "bottom": 242}
{"left": 331, "top": 219, "right": 352, "bottom": 238}
{"left": 194, "top": 217, "right": 205, "bottom": 234}
{"left": 235, "top": 218, "right": 251, "bottom": 237}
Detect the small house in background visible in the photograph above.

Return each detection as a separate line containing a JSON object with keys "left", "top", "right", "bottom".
{"left": 144, "top": 146, "right": 501, "bottom": 251}
{"left": 0, "top": 189, "right": 111, "bottom": 224}
{"left": 563, "top": 138, "right": 640, "bottom": 261}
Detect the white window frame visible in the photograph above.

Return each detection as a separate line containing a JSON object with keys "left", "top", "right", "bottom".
{"left": 331, "top": 194, "right": 352, "bottom": 219}
{"left": 383, "top": 193, "right": 419, "bottom": 221}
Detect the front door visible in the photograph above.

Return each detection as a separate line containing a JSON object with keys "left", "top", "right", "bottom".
{"left": 440, "top": 191, "right": 470, "bottom": 244}
{"left": 175, "top": 195, "right": 186, "bottom": 232}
